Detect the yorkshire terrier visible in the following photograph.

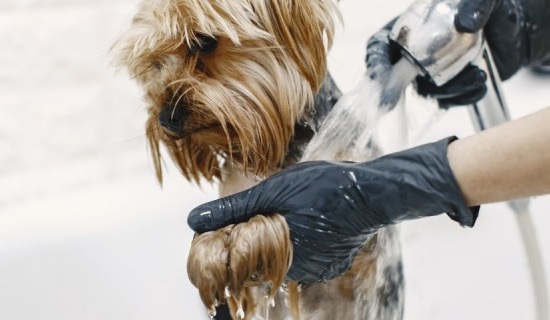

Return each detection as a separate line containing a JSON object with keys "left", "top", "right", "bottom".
{"left": 113, "top": 0, "right": 404, "bottom": 319}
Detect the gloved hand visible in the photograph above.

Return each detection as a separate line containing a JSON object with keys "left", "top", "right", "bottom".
{"left": 365, "top": 16, "right": 489, "bottom": 108}
{"left": 366, "top": 0, "right": 550, "bottom": 108}
{"left": 454, "top": 0, "right": 550, "bottom": 79}
{"left": 188, "top": 137, "right": 479, "bottom": 283}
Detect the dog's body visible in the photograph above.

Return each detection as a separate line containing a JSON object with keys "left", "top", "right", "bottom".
{"left": 217, "top": 75, "right": 405, "bottom": 320}
{"left": 113, "top": 0, "right": 406, "bottom": 318}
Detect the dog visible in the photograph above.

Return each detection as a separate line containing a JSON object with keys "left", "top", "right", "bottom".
{"left": 112, "top": 0, "right": 405, "bottom": 318}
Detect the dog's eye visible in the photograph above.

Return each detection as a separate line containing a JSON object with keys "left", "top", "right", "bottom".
{"left": 190, "top": 34, "right": 218, "bottom": 55}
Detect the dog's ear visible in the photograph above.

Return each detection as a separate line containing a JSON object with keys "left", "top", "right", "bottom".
{"left": 263, "top": 0, "right": 340, "bottom": 93}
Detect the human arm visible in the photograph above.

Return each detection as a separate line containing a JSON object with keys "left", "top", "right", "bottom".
{"left": 449, "top": 106, "right": 550, "bottom": 205}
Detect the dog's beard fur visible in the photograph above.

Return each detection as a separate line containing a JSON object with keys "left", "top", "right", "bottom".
{"left": 112, "top": 0, "right": 339, "bottom": 184}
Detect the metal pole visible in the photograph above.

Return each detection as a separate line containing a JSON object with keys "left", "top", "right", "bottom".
{"left": 468, "top": 42, "right": 548, "bottom": 320}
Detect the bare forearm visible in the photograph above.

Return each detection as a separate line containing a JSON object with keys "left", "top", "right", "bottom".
{"left": 448, "top": 107, "right": 550, "bottom": 206}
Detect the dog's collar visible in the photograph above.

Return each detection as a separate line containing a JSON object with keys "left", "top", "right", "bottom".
{"left": 302, "top": 72, "right": 341, "bottom": 132}
{"left": 284, "top": 73, "right": 341, "bottom": 168}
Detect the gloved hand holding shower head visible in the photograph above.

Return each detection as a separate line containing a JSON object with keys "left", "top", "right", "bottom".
{"left": 366, "top": 0, "right": 550, "bottom": 108}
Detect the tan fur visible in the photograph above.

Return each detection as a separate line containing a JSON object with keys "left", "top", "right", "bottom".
{"left": 112, "top": 1, "right": 403, "bottom": 319}
{"left": 112, "top": 0, "right": 338, "bottom": 184}
{"left": 187, "top": 214, "right": 293, "bottom": 318}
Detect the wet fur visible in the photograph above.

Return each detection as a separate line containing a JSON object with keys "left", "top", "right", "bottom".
{"left": 112, "top": 0, "right": 337, "bottom": 184}
{"left": 112, "top": 0, "right": 411, "bottom": 318}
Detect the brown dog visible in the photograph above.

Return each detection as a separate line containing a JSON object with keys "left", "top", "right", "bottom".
{"left": 112, "top": 0, "right": 404, "bottom": 318}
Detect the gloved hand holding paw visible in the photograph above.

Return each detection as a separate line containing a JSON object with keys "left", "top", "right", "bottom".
{"left": 188, "top": 138, "right": 478, "bottom": 283}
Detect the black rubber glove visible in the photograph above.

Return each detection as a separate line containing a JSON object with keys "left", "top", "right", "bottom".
{"left": 414, "top": 65, "right": 488, "bottom": 109}
{"left": 365, "top": 18, "right": 401, "bottom": 83}
{"left": 188, "top": 137, "right": 479, "bottom": 283}
{"left": 366, "top": 17, "right": 489, "bottom": 108}
{"left": 455, "top": 0, "right": 550, "bottom": 80}
{"left": 367, "top": 0, "right": 550, "bottom": 108}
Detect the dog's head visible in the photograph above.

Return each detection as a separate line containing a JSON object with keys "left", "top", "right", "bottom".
{"left": 113, "top": 0, "right": 339, "bottom": 183}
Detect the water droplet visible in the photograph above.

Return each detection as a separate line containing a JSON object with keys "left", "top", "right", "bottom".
{"left": 200, "top": 210, "right": 212, "bottom": 217}
{"left": 348, "top": 171, "right": 357, "bottom": 183}
{"left": 224, "top": 286, "right": 231, "bottom": 298}
{"left": 236, "top": 306, "right": 245, "bottom": 319}
{"left": 208, "top": 307, "right": 217, "bottom": 318}
{"left": 249, "top": 273, "right": 260, "bottom": 282}
{"left": 344, "top": 194, "right": 354, "bottom": 203}
{"left": 269, "top": 298, "right": 276, "bottom": 308}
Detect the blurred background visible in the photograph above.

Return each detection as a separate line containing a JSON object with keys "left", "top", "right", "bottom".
{"left": 1, "top": 0, "right": 549, "bottom": 319}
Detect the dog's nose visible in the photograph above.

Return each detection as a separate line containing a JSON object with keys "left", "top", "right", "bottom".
{"left": 159, "top": 105, "right": 187, "bottom": 134}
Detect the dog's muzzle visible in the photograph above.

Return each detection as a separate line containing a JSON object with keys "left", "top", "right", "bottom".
{"left": 159, "top": 105, "right": 187, "bottom": 134}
